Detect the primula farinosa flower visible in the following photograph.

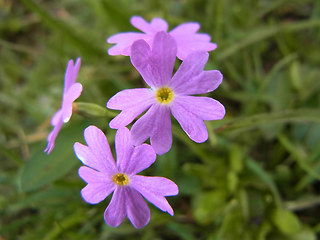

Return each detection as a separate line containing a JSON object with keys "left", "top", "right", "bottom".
{"left": 107, "top": 16, "right": 217, "bottom": 60}
{"left": 107, "top": 32, "right": 225, "bottom": 155}
{"left": 44, "top": 58, "right": 82, "bottom": 154}
{"left": 74, "top": 126, "right": 178, "bottom": 229}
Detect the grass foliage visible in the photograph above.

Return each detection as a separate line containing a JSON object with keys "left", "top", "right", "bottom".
{"left": 1, "top": 0, "right": 320, "bottom": 239}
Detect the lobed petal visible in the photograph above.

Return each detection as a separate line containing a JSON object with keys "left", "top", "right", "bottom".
{"left": 64, "top": 59, "right": 74, "bottom": 93}
{"left": 107, "top": 32, "right": 146, "bottom": 56}
{"left": 64, "top": 58, "right": 81, "bottom": 93}
{"left": 130, "top": 39, "right": 155, "bottom": 87}
{"left": 130, "top": 16, "right": 168, "bottom": 34}
{"left": 81, "top": 183, "right": 115, "bottom": 204}
{"left": 173, "top": 69, "right": 223, "bottom": 95}
{"left": 149, "top": 31, "right": 177, "bottom": 87}
{"left": 130, "top": 104, "right": 158, "bottom": 147}
{"left": 78, "top": 166, "right": 111, "bottom": 183}
{"left": 84, "top": 126, "right": 116, "bottom": 169}
{"left": 131, "top": 176, "right": 177, "bottom": 216}
{"left": 150, "top": 105, "right": 172, "bottom": 155}
{"left": 174, "top": 96, "right": 225, "bottom": 121}
{"left": 104, "top": 187, "right": 127, "bottom": 227}
{"left": 170, "top": 22, "right": 200, "bottom": 35}
{"left": 131, "top": 175, "right": 179, "bottom": 196}
{"left": 44, "top": 119, "right": 63, "bottom": 154}
{"left": 170, "top": 51, "right": 209, "bottom": 93}
{"left": 130, "top": 16, "right": 153, "bottom": 33}
{"left": 131, "top": 32, "right": 177, "bottom": 88}
{"left": 125, "top": 144, "right": 156, "bottom": 175}
{"left": 149, "top": 18, "right": 168, "bottom": 32}
{"left": 171, "top": 100, "right": 209, "bottom": 143}
{"left": 74, "top": 143, "right": 109, "bottom": 173}
{"left": 126, "top": 187, "right": 150, "bottom": 228}
{"left": 79, "top": 166, "right": 115, "bottom": 204}
{"left": 61, "top": 82, "right": 83, "bottom": 123}
{"left": 74, "top": 126, "right": 116, "bottom": 173}
{"left": 115, "top": 126, "right": 156, "bottom": 175}
{"left": 130, "top": 104, "right": 172, "bottom": 155}
{"left": 71, "top": 58, "right": 81, "bottom": 86}
{"left": 190, "top": 70, "right": 223, "bottom": 94}
{"left": 170, "top": 24, "right": 217, "bottom": 60}
{"left": 109, "top": 110, "right": 145, "bottom": 130}
{"left": 176, "top": 41, "right": 217, "bottom": 60}
{"left": 107, "top": 88, "right": 155, "bottom": 129}
{"left": 115, "top": 127, "right": 134, "bottom": 173}
{"left": 51, "top": 109, "right": 62, "bottom": 126}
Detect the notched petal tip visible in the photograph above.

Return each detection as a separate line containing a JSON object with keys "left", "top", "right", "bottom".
{"left": 75, "top": 57, "right": 81, "bottom": 67}
{"left": 66, "top": 59, "right": 74, "bottom": 69}
{"left": 84, "top": 125, "right": 102, "bottom": 141}
{"left": 153, "top": 31, "right": 176, "bottom": 46}
{"left": 44, "top": 143, "right": 53, "bottom": 154}
{"left": 131, "top": 38, "right": 150, "bottom": 51}
{"left": 130, "top": 15, "right": 145, "bottom": 25}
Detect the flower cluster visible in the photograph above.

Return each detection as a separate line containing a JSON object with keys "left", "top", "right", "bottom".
{"left": 45, "top": 16, "right": 225, "bottom": 229}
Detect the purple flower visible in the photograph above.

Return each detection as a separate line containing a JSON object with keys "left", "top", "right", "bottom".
{"left": 74, "top": 125, "right": 178, "bottom": 228}
{"left": 44, "top": 58, "right": 82, "bottom": 154}
{"left": 107, "top": 16, "right": 217, "bottom": 60}
{"left": 107, "top": 32, "right": 225, "bottom": 155}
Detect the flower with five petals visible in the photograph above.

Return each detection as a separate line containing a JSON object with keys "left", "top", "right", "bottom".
{"left": 45, "top": 58, "right": 82, "bottom": 154}
{"left": 74, "top": 126, "right": 178, "bottom": 228}
{"left": 107, "top": 32, "right": 225, "bottom": 155}
{"left": 107, "top": 16, "right": 217, "bottom": 60}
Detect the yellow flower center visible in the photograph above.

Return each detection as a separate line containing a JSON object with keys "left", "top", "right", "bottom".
{"left": 112, "top": 173, "right": 129, "bottom": 186}
{"left": 155, "top": 87, "right": 174, "bottom": 104}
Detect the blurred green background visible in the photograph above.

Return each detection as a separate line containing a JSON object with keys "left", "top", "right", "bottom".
{"left": 1, "top": 0, "right": 320, "bottom": 239}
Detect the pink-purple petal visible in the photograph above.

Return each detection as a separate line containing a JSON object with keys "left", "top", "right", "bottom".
{"left": 74, "top": 142, "right": 108, "bottom": 172}
{"left": 176, "top": 41, "right": 217, "bottom": 60}
{"left": 44, "top": 119, "right": 63, "bottom": 154}
{"left": 64, "top": 59, "right": 75, "bottom": 92}
{"left": 61, "top": 83, "right": 83, "bottom": 123}
{"left": 70, "top": 58, "right": 81, "bottom": 86}
{"left": 107, "top": 88, "right": 154, "bottom": 111}
{"left": 78, "top": 166, "right": 115, "bottom": 204}
{"left": 131, "top": 175, "right": 179, "bottom": 196}
{"left": 130, "top": 176, "right": 176, "bottom": 216}
{"left": 150, "top": 105, "right": 172, "bottom": 155}
{"left": 130, "top": 16, "right": 153, "bottom": 33}
{"left": 174, "top": 96, "right": 225, "bottom": 121}
{"left": 130, "top": 16, "right": 168, "bottom": 34}
{"left": 84, "top": 126, "right": 115, "bottom": 165}
{"left": 170, "top": 51, "right": 209, "bottom": 92}
{"left": 107, "top": 88, "right": 155, "bottom": 129}
{"left": 107, "top": 32, "right": 146, "bottom": 56}
{"left": 64, "top": 58, "right": 81, "bottom": 92}
{"left": 173, "top": 69, "right": 223, "bottom": 95}
{"left": 171, "top": 101, "right": 209, "bottom": 143}
{"left": 170, "top": 22, "right": 200, "bottom": 35}
{"left": 78, "top": 166, "right": 111, "bottom": 183}
{"left": 130, "top": 39, "right": 155, "bottom": 87}
{"left": 130, "top": 104, "right": 172, "bottom": 155}
{"left": 51, "top": 109, "right": 62, "bottom": 126}
{"left": 130, "top": 104, "right": 157, "bottom": 147}
{"left": 125, "top": 144, "right": 156, "bottom": 175}
{"left": 126, "top": 187, "right": 150, "bottom": 229}
{"left": 74, "top": 126, "right": 116, "bottom": 173}
{"left": 149, "top": 31, "right": 177, "bottom": 87}
{"left": 104, "top": 187, "right": 127, "bottom": 227}
{"left": 81, "top": 182, "right": 115, "bottom": 204}
{"left": 150, "top": 18, "right": 168, "bottom": 32}
{"left": 109, "top": 110, "right": 143, "bottom": 129}
{"left": 169, "top": 24, "right": 217, "bottom": 60}
{"left": 115, "top": 127, "right": 134, "bottom": 173}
